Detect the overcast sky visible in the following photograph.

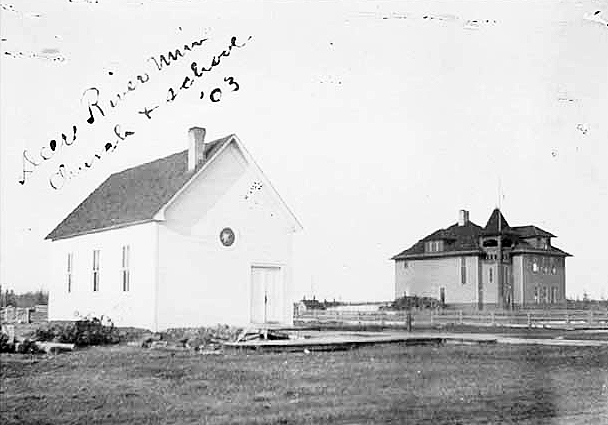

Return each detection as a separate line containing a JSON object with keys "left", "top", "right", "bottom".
{"left": 1, "top": 0, "right": 607, "bottom": 301}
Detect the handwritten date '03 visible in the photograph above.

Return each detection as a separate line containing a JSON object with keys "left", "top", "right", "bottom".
{"left": 139, "top": 76, "right": 240, "bottom": 120}
{"left": 201, "top": 76, "right": 240, "bottom": 102}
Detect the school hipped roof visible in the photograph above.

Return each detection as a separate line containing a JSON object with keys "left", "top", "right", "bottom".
{"left": 391, "top": 208, "right": 571, "bottom": 260}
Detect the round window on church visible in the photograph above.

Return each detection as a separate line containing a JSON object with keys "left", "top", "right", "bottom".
{"left": 220, "top": 227, "right": 235, "bottom": 247}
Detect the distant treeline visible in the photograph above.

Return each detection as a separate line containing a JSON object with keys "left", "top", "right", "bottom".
{"left": 0, "top": 289, "right": 48, "bottom": 308}
{"left": 384, "top": 295, "right": 443, "bottom": 310}
{"left": 300, "top": 297, "right": 347, "bottom": 310}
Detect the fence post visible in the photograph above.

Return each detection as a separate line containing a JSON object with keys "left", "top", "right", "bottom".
{"left": 430, "top": 310, "right": 433, "bottom": 326}
{"left": 406, "top": 312, "right": 412, "bottom": 332}
{"left": 491, "top": 312, "right": 495, "bottom": 326}
{"left": 527, "top": 312, "right": 531, "bottom": 328}
{"left": 459, "top": 310, "right": 463, "bottom": 325}
{"left": 589, "top": 310, "right": 593, "bottom": 325}
{"left": 565, "top": 310, "right": 569, "bottom": 325}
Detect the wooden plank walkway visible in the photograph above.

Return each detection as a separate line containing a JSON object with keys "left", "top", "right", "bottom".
{"left": 224, "top": 330, "right": 608, "bottom": 352}
{"left": 223, "top": 331, "right": 498, "bottom": 352}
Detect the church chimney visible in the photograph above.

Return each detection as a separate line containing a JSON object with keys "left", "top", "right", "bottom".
{"left": 458, "top": 209, "right": 470, "bottom": 226}
{"left": 188, "top": 127, "right": 207, "bottom": 172}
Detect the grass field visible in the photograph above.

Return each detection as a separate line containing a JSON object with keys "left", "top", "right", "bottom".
{"left": 1, "top": 343, "right": 607, "bottom": 424}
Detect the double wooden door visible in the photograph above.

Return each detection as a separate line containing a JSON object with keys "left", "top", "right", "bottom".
{"left": 250, "top": 266, "right": 283, "bottom": 324}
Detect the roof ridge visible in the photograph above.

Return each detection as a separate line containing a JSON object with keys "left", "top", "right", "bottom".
{"left": 108, "top": 150, "right": 187, "bottom": 179}
{"left": 108, "top": 134, "right": 235, "bottom": 177}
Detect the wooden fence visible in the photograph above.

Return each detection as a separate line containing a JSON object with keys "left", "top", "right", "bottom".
{"left": 295, "top": 309, "right": 608, "bottom": 328}
{"left": 0, "top": 305, "right": 48, "bottom": 325}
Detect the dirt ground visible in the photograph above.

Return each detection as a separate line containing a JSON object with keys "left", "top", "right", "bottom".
{"left": 1, "top": 342, "right": 607, "bottom": 424}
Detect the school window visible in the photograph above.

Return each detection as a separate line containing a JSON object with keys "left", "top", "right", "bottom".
{"left": 121, "top": 245, "right": 130, "bottom": 292}
{"left": 534, "top": 286, "right": 539, "bottom": 304}
{"left": 403, "top": 260, "right": 408, "bottom": 269}
{"left": 551, "top": 259, "right": 557, "bottom": 275}
{"left": 489, "top": 268, "right": 493, "bottom": 283}
{"left": 92, "top": 250, "right": 100, "bottom": 291}
{"left": 67, "top": 253, "right": 73, "bottom": 293}
{"left": 532, "top": 258, "right": 539, "bottom": 273}
{"left": 460, "top": 257, "right": 466, "bottom": 284}
{"left": 550, "top": 287, "right": 558, "bottom": 304}
{"left": 542, "top": 286, "right": 549, "bottom": 303}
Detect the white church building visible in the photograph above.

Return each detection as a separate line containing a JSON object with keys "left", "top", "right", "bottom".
{"left": 46, "top": 127, "right": 302, "bottom": 331}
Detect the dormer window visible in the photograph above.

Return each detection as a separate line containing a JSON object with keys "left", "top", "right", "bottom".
{"left": 532, "top": 257, "right": 539, "bottom": 273}
{"left": 425, "top": 240, "right": 443, "bottom": 253}
{"left": 483, "top": 238, "right": 498, "bottom": 248}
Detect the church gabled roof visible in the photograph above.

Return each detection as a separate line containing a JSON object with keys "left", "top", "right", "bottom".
{"left": 45, "top": 136, "right": 232, "bottom": 241}
{"left": 46, "top": 132, "right": 303, "bottom": 241}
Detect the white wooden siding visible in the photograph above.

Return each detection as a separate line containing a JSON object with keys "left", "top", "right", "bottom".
{"left": 48, "top": 222, "right": 157, "bottom": 329}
